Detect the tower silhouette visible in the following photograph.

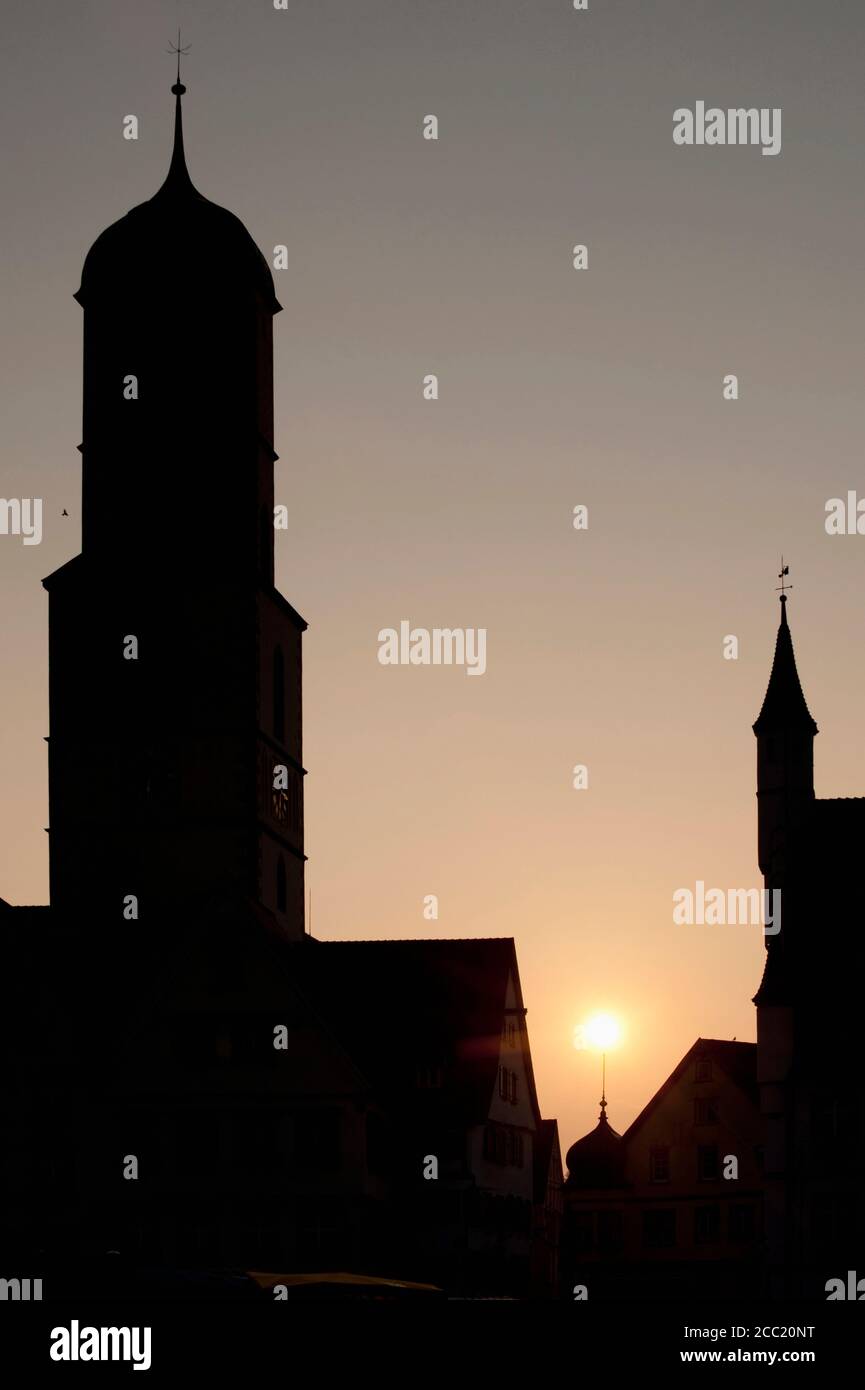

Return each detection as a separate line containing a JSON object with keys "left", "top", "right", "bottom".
{"left": 43, "top": 80, "right": 306, "bottom": 937}
{"left": 752, "top": 593, "right": 817, "bottom": 892}
{"left": 753, "top": 593, "right": 865, "bottom": 1297}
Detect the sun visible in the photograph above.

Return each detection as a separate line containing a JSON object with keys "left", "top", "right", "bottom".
{"left": 579, "top": 1012, "right": 622, "bottom": 1051}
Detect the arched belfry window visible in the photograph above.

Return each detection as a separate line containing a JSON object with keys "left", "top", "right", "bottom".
{"left": 276, "top": 856, "right": 287, "bottom": 914}
{"left": 273, "top": 646, "right": 285, "bottom": 743}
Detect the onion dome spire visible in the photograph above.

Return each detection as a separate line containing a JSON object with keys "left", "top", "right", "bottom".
{"left": 74, "top": 38, "right": 281, "bottom": 314}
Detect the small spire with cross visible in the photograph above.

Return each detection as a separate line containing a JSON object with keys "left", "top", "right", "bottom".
{"left": 776, "top": 557, "right": 792, "bottom": 607}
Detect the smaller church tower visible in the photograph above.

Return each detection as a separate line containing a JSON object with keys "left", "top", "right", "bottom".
{"left": 752, "top": 593, "right": 817, "bottom": 892}
{"left": 752, "top": 588, "right": 818, "bottom": 1298}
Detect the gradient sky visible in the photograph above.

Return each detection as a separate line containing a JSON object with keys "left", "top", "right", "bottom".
{"left": 2, "top": 0, "right": 865, "bottom": 1154}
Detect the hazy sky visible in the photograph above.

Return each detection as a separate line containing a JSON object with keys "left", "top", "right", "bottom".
{"left": 2, "top": 0, "right": 865, "bottom": 1152}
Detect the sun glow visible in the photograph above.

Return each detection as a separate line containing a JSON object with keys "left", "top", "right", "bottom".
{"left": 577, "top": 1012, "right": 622, "bottom": 1052}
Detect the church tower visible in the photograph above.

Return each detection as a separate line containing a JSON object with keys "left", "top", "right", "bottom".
{"left": 752, "top": 593, "right": 817, "bottom": 894}
{"left": 43, "top": 79, "right": 306, "bottom": 937}
{"left": 752, "top": 591, "right": 817, "bottom": 1297}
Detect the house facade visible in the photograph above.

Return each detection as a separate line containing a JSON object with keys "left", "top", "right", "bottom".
{"left": 562, "top": 1040, "right": 764, "bottom": 1300}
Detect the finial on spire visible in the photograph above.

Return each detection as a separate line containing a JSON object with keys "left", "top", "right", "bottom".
{"left": 159, "top": 30, "right": 196, "bottom": 197}
{"left": 167, "top": 28, "right": 191, "bottom": 95}
{"left": 776, "top": 557, "right": 792, "bottom": 609}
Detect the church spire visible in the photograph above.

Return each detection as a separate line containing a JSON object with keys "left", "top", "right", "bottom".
{"left": 753, "top": 579, "right": 818, "bottom": 737}
{"left": 753, "top": 570, "right": 817, "bottom": 888}
{"left": 157, "top": 32, "right": 198, "bottom": 198}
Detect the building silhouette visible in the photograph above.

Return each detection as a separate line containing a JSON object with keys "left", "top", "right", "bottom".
{"left": 562, "top": 1040, "right": 764, "bottom": 1300}
{"left": 563, "top": 594, "right": 865, "bottom": 1302}
{"left": 0, "top": 81, "right": 560, "bottom": 1298}
{"left": 753, "top": 594, "right": 865, "bottom": 1298}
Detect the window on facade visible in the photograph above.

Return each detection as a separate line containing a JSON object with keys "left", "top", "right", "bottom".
{"left": 483, "top": 1124, "right": 495, "bottom": 1162}
{"left": 276, "top": 856, "right": 286, "bottom": 913}
{"left": 415, "top": 1064, "right": 444, "bottom": 1089}
{"left": 694, "top": 1205, "right": 720, "bottom": 1244}
{"left": 293, "top": 1109, "right": 341, "bottom": 1173}
{"left": 174, "top": 1111, "right": 220, "bottom": 1178}
{"left": 259, "top": 504, "right": 271, "bottom": 579}
{"left": 273, "top": 646, "right": 285, "bottom": 743}
{"left": 643, "top": 1209, "right": 676, "bottom": 1249}
{"left": 366, "top": 1111, "right": 392, "bottom": 1177}
{"left": 572, "top": 1211, "right": 594, "bottom": 1252}
{"left": 729, "top": 1203, "right": 756, "bottom": 1243}
{"left": 297, "top": 1202, "right": 345, "bottom": 1268}
{"left": 175, "top": 1204, "right": 220, "bottom": 1264}
{"left": 813, "top": 1096, "right": 857, "bottom": 1145}
{"left": 145, "top": 745, "right": 180, "bottom": 809}
{"left": 649, "top": 1145, "right": 670, "bottom": 1182}
{"left": 697, "top": 1144, "right": 719, "bottom": 1181}
{"left": 694, "top": 1097, "right": 719, "bottom": 1126}
{"left": 509, "top": 1071, "right": 518, "bottom": 1104}
{"left": 695, "top": 1059, "right": 713, "bottom": 1082}
{"left": 484, "top": 1123, "right": 523, "bottom": 1168}
{"left": 810, "top": 1195, "right": 838, "bottom": 1252}
{"left": 598, "top": 1210, "right": 623, "bottom": 1250}
{"left": 499, "top": 1066, "right": 509, "bottom": 1100}
{"left": 235, "top": 1111, "right": 284, "bottom": 1176}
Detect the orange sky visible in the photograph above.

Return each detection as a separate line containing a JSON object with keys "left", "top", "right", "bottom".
{"left": 2, "top": 0, "right": 865, "bottom": 1152}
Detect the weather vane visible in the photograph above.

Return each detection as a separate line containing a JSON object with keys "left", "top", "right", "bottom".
{"left": 776, "top": 557, "right": 792, "bottom": 600}
{"left": 167, "top": 29, "right": 191, "bottom": 93}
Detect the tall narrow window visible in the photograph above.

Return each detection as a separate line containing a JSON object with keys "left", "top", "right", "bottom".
{"left": 273, "top": 647, "right": 285, "bottom": 743}
{"left": 259, "top": 504, "right": 271, "bottom": 580}
{"left": 649, "top": 1145, "right": 670, "bottom": 1182}
{"left": 276, "top": 856, "right": 286, "bottom": 913}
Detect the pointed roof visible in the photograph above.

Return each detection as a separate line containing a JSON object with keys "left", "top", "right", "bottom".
{"left": 75, "top": 79, "right": 280, "bottom": 313}
{"left": 622, "top": 1039, "right": 757, "bottom": 1140}
{"left": 753, "top": 597, "right": 818, "bottom": 736}
{"left": 154, "top": 79, "right": 200, "bottom": 200}
{"left": 285, "top": 937, "right": 539, "bottom": 1125}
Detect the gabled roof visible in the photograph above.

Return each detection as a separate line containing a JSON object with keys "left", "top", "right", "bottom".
{"left": 1, "top": 905, "right": 545, "bottom": 1130}
{"left": 622, "top": 1038, "right": 757, "bottom": 1141}
{"left": 287, "top": 937, "right": 534, "bottom": 1125}
{"left": 533, "top": 1118, "right": 563, "bottom": 1202}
